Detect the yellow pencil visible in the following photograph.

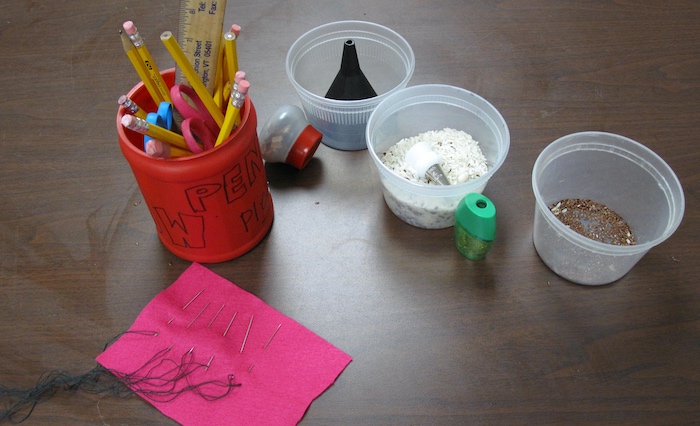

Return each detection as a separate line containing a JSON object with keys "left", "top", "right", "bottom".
{"left": 120, "top": 30, "right": 162, "bottom": 105}
{"left": 223, "top": 31, "right": 239, "bottom": 86}
{"left": 123, "top": 21, "right": 171, "bottom": 104}
{"left": 213, "top": 34, "right": 226, "bottom": 109}
{"left": 231, "top": 71, "right": 246, "bottom": 126}
{"left": 222, "top": 81, "right": 232, "bottom": 111}
{"left": 213, "top": 82, "right": 224, "bottom": 110}
{"left": 218, "top": 25, "right": 240, "bottom": 90}
{"left": 121, "top": 114, "right": 191, "bottom": 152}
{"left": 160, "top": 31, "right": 224, "bottom": 128}
{"left": 145, "top": 139, "right": 190, "bottom": 158}
{"left": 215, "top": 79, "right": 249, "bottom": 147}
{"left": 167, "top": 145, "right": 191, "bottom": 158}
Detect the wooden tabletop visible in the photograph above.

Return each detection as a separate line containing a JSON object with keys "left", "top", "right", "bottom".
{"left": 1, "top": 1, "right": 698, "bottom": 424}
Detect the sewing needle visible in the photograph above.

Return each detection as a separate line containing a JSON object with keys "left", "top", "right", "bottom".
{"left": 182, "top": 288, "right": 205, "bottom": 310}
{"left": 187, "top": 302, "right": 210, "bottom": 329}
{"left": 240, "top": 315, "right": 254, "bottom": 353}
{"left": 264, "top": 324, "right": 282, "bottom": 349}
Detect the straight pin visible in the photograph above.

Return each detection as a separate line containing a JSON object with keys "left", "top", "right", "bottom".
{"left": 223, "top": 311, "right": 237, "bottom": 337}
{"left": 167, "top": 317, "right": 175, "bottom": 325}
{"left": 206, "top": 355, "right": 214, "bottom": 370}
{"left": 240, "top": 315, "right": 254, "bottom": 353}
{"left": 207, "top": 303, "right": 226, "bottom": 328}
{"left": 186, "top": 302, "right": 211, "bottom": 329}
{"left": 182, "top": 288, "right": 205, "bottom": 310}
{"left": 264, "top": 324, "right": 282, "bottom": 349}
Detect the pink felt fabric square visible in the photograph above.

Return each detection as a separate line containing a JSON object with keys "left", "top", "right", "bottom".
{"left": 96, "top": 263, "right": 352, "bottom": 425}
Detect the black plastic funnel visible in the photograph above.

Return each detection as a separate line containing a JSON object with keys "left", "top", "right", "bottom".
{"left": 325, "top": 39, "right": 378, "bottom": 100}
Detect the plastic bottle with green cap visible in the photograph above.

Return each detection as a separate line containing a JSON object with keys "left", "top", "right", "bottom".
{"left": 454, "top": 193, "right": 496, "bottom": 261}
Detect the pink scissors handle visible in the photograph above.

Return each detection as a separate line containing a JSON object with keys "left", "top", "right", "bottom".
{"left": 170, "top": 84, "right": 220, "bottom": 136}
{"left": 181, "top": 117, "right": 217, "bottom": 153}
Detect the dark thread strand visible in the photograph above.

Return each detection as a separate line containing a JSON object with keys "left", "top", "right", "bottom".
{"left": 0, "top": 331, "right": 241, "bottom": 423}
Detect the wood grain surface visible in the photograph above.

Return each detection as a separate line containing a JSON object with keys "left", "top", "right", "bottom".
{"left": 0, "top": 1, "right": 698, "bottom": 424}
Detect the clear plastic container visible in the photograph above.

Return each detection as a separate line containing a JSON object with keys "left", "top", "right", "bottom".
{"left": 366, "top": 84, "right": 510, "bottom": 229}
{"left": 286, "top": 21, "right": 414, "bottom": 151}
{"left": 532, "top": 132, "right": 685, "bottom": 285}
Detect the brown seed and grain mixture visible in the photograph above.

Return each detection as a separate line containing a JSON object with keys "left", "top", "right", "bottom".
{"left": 549, "top": 198, "right": 636, "bottom": 246}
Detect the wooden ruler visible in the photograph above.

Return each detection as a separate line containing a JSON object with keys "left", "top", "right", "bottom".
{"left": 177, "top": 0, "right": 227, "bottom": 94}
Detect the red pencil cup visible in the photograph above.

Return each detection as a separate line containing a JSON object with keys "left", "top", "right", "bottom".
{"left": 117, "top": 69, "right": 274, "bottom": 263}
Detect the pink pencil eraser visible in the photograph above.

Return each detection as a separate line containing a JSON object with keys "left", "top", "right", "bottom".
{"left": 121, "top": 114, "right": 135, "bottom": 127}
{"left": 237, "top": 79, "right": 250, "bottom": 94}
{"left": 231, "top": 24, "right": 241, "bottom": 37}
{"left": 235, "top": 71, "right": 246, "bottom": 83}
{"left": 123, "top": 21, "right": 136, "bottom": 35}
{"left": 145, "top": 140, "right": 171, "bottom": 158}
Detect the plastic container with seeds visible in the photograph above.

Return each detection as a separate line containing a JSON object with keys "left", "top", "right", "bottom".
{"left": 532, "top": 131, "right": 685, "bottom": 285}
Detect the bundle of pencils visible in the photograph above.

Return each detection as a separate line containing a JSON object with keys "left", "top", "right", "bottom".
{"left": 118, "top": 20, "right": 249, "bottom": 158}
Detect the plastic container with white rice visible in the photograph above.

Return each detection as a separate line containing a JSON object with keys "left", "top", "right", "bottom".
{"left": 366, "top": 84, "right": 510, "bottom": 229}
